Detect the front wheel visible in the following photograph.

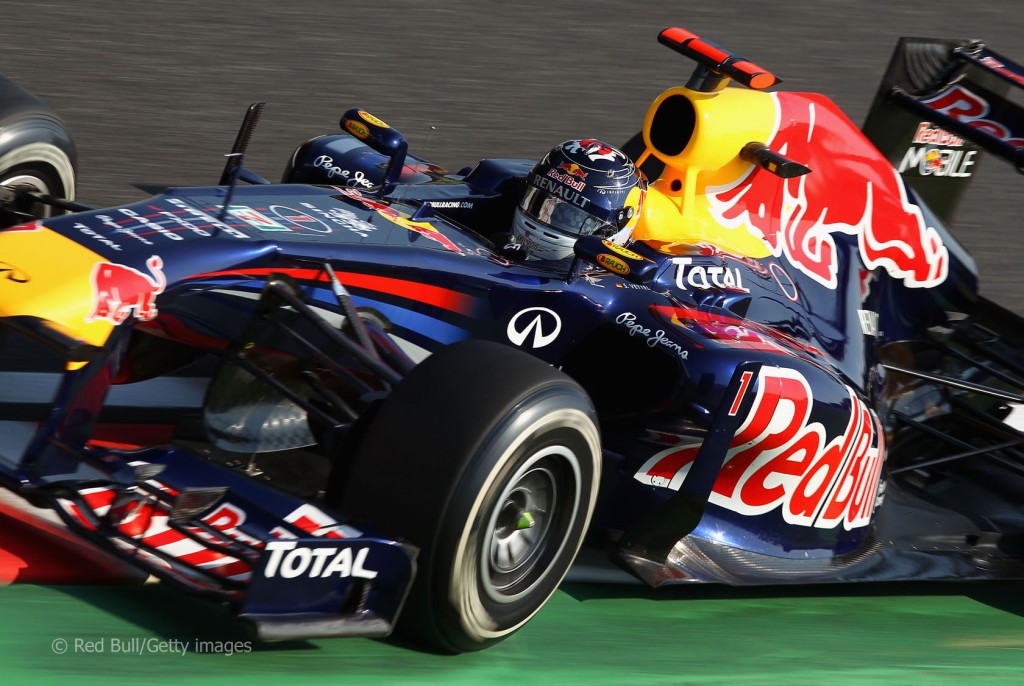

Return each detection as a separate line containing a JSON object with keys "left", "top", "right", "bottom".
{"left": 0, "top": 75, "right": 77, "bottom": 228}
{"left": 331, "top": 339, "right": 601, "bottom": 652}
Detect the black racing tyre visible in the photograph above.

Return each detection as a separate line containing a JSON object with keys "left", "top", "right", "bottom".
{"left": 331, "top": 339, "right": 601, "bottom": 653}
{"left": 0, "top": 75, "right": 77, "bottom": 228}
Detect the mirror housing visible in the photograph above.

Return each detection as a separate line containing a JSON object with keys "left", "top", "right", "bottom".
{"left": 339, "top": 108, "right": 408, "bottom": 191}
{"left": 572, "top": 235, "right": 659, "bottom": 285}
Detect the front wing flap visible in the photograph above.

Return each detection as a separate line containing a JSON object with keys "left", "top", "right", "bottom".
{"left": 242, "top": 537, "right": 415, "bottom": 640}
{"left": 28, "top": 442, "right": 417, "bottom": 640}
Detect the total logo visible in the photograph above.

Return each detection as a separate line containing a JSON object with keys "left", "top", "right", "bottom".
{"left": 672, "top": 256, "right": 749, "bottom": 292}
{"left": 262, "top": 540, "right": 378, "bottom": 579}
{"left": 507, "top": 307, "right": 562, "bottom": 349}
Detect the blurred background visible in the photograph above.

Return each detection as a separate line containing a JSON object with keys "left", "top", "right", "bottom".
{"left": 4, "top": 0, "right": 1022, "bottom": 308}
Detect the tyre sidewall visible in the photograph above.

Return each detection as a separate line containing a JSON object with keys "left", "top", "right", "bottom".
{"left": 0, "top": 76, "right": 77, "bottom": 205}
{"left": 336, "top": 340, "right": 602, "bottom": 652}
{"left": 432, "top": 383, "right": 600, "bottom": 651}
{"left": 0, "top": 140, "right": 76, "bottom": 200}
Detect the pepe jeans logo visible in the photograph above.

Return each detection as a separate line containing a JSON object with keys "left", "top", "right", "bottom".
{"left": 312, "top": 155, "right": 375, "bottom": 188}
{"left": 507, "top": 307, "right": 562, "bottom": 348}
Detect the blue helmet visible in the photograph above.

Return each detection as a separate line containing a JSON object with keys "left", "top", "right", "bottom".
{"left": 512, "top": 139, "right": 647, "bottom": 260}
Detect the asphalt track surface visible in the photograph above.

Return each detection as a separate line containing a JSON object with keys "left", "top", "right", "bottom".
{"left": 4, "top": 2, "right": 1024, "bottom": 683}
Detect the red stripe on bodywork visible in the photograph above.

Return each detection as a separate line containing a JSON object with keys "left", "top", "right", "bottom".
{"left": 136, "top": 314, "right": 231, "bottom": 349}
{"left": 0, "top": 496, "right": 144, "bottom": 584}
{"left": 203, "top": 558, "right": 252, "bottom": 579}
{"left": 647, "top": 446, "right": 698, "bottom": 482}
{"left": 191, "top": 267, "right": 476, "bottom": 315}
{"left": 87, "top": 424, "right": 176, "bottom": 450}
{"left": 651, "top": 305, "right": 825, "bottom": 358}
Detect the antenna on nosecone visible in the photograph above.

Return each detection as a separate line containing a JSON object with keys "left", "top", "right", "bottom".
{"left": 217, "top": 101, "right": 266, "bottom": 221}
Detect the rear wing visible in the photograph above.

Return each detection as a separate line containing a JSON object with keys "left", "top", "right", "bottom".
{"left": 862, "top": 37, "right": 1024, "bottom": 226}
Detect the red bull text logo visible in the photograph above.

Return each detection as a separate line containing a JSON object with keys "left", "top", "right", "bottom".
{"left": 547, "top": 166, "right": 586, "bottom": 191}
{"left": 635, "top": 366, "right": 885, "bottom": 531}
{"left": 899, "top": 121, "right": 978, "bottom": 177}
{"left": 708, "top": 93, "right": 949, "bottom": 289}
{"left": 923, "top": 84, "right": 1024, "bottom": 149}
{"left": 88, "top": 255, "right": 166, "bottom": 324}
{"left": 597, "top": 253, "right": 630, "bottom": 275}
{"left": 912, "top": 122, "right": 965, "bottom": 147}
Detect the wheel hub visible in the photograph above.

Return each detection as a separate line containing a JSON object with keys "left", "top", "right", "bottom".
{"left": 484, "top": 453, "right": 575, "bottom": 603}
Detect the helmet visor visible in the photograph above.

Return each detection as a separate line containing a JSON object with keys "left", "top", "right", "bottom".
{"left": 519, "top": 186, "right": 616, "bottom": 238}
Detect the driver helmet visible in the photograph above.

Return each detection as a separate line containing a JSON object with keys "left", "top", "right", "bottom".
{"left": 512, "top": 139, "right": 646, "bottom": 260}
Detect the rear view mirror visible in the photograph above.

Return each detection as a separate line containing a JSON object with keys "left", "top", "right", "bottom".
{"left": 339, "top": 108, "right": 409, "bottom": 190}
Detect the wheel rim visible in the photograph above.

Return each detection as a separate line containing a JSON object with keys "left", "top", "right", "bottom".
{"left": 2, "top": 172, "right": 51, "bottom": 193}
{"left": 490, "top": 467, "right": 555, "bottom": 574}
{"left": 1, "top": 171, "right": 55, "bottom": 218}
{"left": 482, "top": 445, "right": 581, "bottom": 604}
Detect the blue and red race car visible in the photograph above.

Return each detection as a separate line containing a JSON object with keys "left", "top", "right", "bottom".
{"left": 2, "top": 27, "right": 1024, "bottom": 653}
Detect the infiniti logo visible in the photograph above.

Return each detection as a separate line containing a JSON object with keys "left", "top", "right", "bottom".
{"left": 507, "top": 307, "right": 562, "bottom": 349}
{"left": 0, "top": 261, "right": 29, "bottom": 283}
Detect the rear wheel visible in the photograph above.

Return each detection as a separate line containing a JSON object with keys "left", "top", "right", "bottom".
{"left": 330, "top": 339, "right": 601, "bottom": 652}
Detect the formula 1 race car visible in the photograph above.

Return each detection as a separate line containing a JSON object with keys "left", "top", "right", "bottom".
{"left": 2, "top": 27, "right": 1024, "bottom": 653}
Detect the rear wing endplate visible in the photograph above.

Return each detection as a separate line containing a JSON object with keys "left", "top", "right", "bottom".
{"left": 862, "top": 37, "right": 1024, "bottom": 225}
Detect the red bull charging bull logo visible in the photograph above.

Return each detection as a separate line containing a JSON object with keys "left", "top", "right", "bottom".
{"left": 559, "top": 162, "right": 587, "bottom": 180}
{"left": 335, "top": 187, "right": 464, "bottom": 254}
{"left": 87, "top": 255, "right": 166, "bottom": 324}
{"left": 707, "top": 93, "right": 949, "bottom": 289}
